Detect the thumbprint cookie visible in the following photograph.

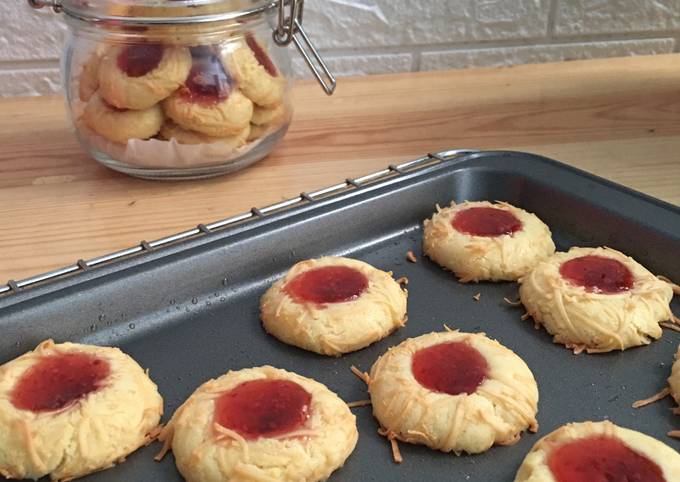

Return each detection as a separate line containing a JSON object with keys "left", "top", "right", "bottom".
{"left": 159, "top": 120, "right": 250, "bottom": 147}
{"left": 368, "top": 331, "right": 538, "bottom": 455}
{"left": 260, "top": 256, "right": 408, "bottom": 356}
{"left": 519, "top": 246, "right": 673, "bottom": 353}
{"left": 247, "top": 123, "right": 268, "bottom": 142}
{"left": 98, "top": 43, "right": 192, "bottom": 110}
{"left": 514, "top": 420, "right": 680, "bottom": 482}
{"left": 0, "top": 340, "right": 163, "bottom": 481}
{"left": 158, "top": 366, "right": 357, "bottom": 482}
{"left": 78, "top": 45, "right": 108, "bottom": 102}
{"left": 423, "top": 201, "right": 555, "bottom": 282}
{"left": 227, "top": 34, "right": 285, "bottom": 107}
{"left": 83, "top": 93, "right": 163, "bottom": 144}
{"left": 251, "top": 103, "right": 287, "bottom": 127}
{"left": 163, "top": 52, "right": 253, "bottom": 137}
{"left": 247, "top": 103, "right": 289, "bottom": 141}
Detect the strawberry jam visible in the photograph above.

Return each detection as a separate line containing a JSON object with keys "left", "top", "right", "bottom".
{"left": 215, "top": 379, "right": 312, "bottom": 440}
{"left": 11, "top": 352, "right": 110, "bottom": 412}
{"left": 559, "top": 255, "right": 633, "bottom": 294}
{"left": 285, "top": 266, "right": 369, "bottom": 304}
{"left": 181, "top": 53, "right": 231, "bottom": 106}
{"left": 246, "top": 34, "right": 278, "bottom": 76}
{"left": 548, "top": 435, "right": 665, "bottom": 482}
{"left": 412, "top": 342, "right": 489, "bottom": 395}
{"left": 117, "top": 44, "right": 164, "bottom": 77}
{"left": 451, "top": 207, "right": 522, "bottom": 237}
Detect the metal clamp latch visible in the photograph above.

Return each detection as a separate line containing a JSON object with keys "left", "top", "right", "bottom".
{"left": 273, "top": 0, "right": 336, "bottom": 95}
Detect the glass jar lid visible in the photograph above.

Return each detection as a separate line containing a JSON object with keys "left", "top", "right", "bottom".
{"left": 34, "top": 0, "right": 274, "bottom": 24}
{"left": 28, "top": 0, "right": 336, "bottom": 94}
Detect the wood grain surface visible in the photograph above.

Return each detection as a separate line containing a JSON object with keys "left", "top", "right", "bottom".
{"left": 0, "top": 54, "right": 679, "bottom": 283}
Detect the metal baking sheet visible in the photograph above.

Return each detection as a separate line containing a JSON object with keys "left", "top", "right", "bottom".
{"left": 1, "top": 150, "right": 679, "bottom": 482}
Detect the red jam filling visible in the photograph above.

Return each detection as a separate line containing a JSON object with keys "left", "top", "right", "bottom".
{"left": 11, "top": 352, "right": 110, "bottom": 412}
{"left": 215, "top": 379, "right": 312, "bottom": 440}
{"left": 412, "top": 342, "right": 489, "bottom": 395}
{"left": 548, "top": 435, "right": 665, "bottom": 482}
{"left": 451, "top": 207, "right": 523, "bottom": 237}
{"left": 246, "top": 34, "right": 278, "bottom": 76}
{"left": 559, "top": 255, "right": 634, "bottom": 294}
{"left": 117, "top": 44, "right": 164, "bottom": 77}
{"left": 181, "top": 54, "right": 232, "bottom": 106}
{"left": 284, "top": 266, "right": 369, "bottom": 304}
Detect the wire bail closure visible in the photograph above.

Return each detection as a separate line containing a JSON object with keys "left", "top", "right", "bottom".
{"left": 273, "top": 0, "right": 336, "bottom": 95}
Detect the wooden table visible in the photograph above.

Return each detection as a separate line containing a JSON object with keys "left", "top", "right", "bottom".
{"left": 1, "top": 54, "right": 679, "bottom": 283}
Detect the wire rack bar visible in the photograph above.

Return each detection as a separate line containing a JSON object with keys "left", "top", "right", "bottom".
{"left": 0, "top": 149, "right": 477, "bottom": 297}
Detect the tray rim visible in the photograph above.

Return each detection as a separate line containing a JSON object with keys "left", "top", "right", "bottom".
{"left": 1, "top": 148, "right": 678, "bottom": 308}
{"left": 0, "top": 149, "right": 475, "bottom": 299}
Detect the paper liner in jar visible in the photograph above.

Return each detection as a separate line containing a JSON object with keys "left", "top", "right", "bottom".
{"left": 75, "top": 117, "right": 275, "bottom": 169}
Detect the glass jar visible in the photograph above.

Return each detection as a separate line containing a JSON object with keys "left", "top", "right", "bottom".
{"left": 28, "top": 0, "right": 335, "bottom": 180}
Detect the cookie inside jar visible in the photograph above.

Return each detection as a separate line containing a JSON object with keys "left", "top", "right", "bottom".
{"left": 63, "top": 0, "right": 297, "bottom": 179}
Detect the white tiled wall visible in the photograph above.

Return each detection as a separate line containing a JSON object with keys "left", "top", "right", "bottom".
{"left": 2, "top": 0, "right": 678, "bottom": 96}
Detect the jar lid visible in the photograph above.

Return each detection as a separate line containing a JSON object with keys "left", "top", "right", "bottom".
{"left": 29, "top": 0, "right": 337, "bottom": 95}
{"left": 57, "top": 0, "right": 275, "bottom": 25}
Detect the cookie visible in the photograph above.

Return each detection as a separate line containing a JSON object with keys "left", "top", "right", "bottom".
{"left": 163, "top": 52, "right": 253, "bottom": 137}
{"left": 98, "top": 44, "right": 191, "bottom": 110}
{"left": 260, "top": 256, "right": 408, "bottom": 356}
{"left": 247, "top": 103, "right": 289, "bottom": 142}
{"left": 0, "top": 340, "right": 162, "bottom": 481}
{"left": 78, "top": 45, "right": 107, "bottom": 102}
{"left": 103, "top": 0, "right": 242, "bottom": 45}
{"left": 158, "top": 366, "right": 357, "bottom": 482}
{"left": 227, "top": 34, "right": 285, "bottom": 107}
{"left": 83, "top": 93, "right": 163, "bottom": 144}
{"left": 423, "top": 201, "right": 555, "bottom": 282}
{"left": 519, "top": 246, "right": 673, "bottom": 353}
{"left": 251, "top": 103, "right": 287, "bottom": 126}
{"left": 247, "top": 123, "right": 268, "bottom": 142}
{"left": 514, "top": 420, "right": 680, "bottom": 482}
{"left": 160, "top": 120, "right": 250, "bottom": 147}
{"left": 368, "top": 330, "right": 539, "bottom": 454}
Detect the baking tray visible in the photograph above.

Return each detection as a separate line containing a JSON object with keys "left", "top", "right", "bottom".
{"left": 1, "top": 150, "right": 679, "bottom": 482}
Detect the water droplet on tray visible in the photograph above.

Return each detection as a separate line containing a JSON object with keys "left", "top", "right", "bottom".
{"left": 191, "top": 297, "right": 198, "bottom": 304}
{"left": 129, "top": 323, "right": 136, "bottom": 329}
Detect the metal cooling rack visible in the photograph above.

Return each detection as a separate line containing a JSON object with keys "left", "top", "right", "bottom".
{"left": 0, "top": 148, "right": 477, "bottom": 297}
